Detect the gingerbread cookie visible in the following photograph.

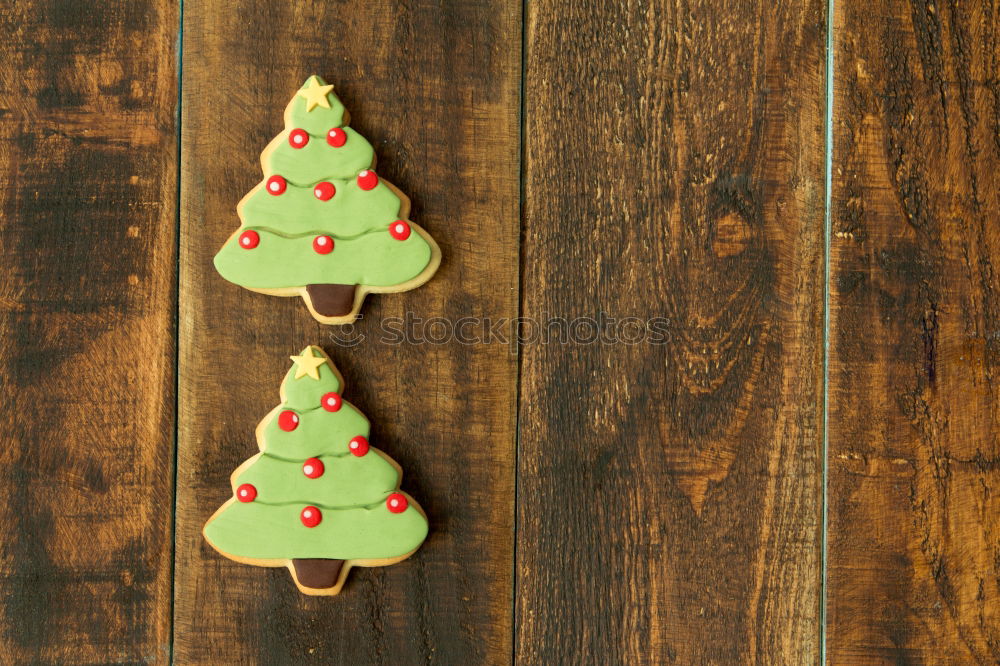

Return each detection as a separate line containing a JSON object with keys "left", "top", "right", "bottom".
{"left": 213, "top": 76, "right": 441, "bottom": 324}
{"left": 203, "top": 345, "right": 428, "bottom": 595}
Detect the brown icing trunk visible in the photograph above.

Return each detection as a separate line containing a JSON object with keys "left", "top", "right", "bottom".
{"left": 306, "top": 283, "right": 357, "bottom": 317}
{"left": 292, "top": 558, "right": 345, "bottom": 589}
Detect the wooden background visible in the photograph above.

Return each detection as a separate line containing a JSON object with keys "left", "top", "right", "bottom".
{"left": 1, "top": 0, "right": 997, "bottom": 663}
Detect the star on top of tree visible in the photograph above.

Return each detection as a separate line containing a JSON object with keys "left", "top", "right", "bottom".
{"left": 289, "top": 346, "right": 327, "bottom": 380}
{"left": 297, "top": 77, "right": 334, "bottom": 112}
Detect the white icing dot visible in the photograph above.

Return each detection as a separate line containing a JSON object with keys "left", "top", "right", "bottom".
{"left": 294, "top": 134, "right": 304, "bottom": 143}
{"left": 269, "top": 182, "right": 279, "bottom": 191}
{"left": 304, "top": 465, "right": 314, "bottom": 475}
{"left": 390, "top": 499, "right": 399, "bottom": 507}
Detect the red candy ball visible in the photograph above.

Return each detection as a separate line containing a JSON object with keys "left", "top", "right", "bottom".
{"left": 314, "top": 181, "right": 336, "bottom": 201}
{"left": 327, "top": 127, "right": 347, "bottom": 147}
{"left": 289, "top": 128, "right": 309, "bottom": 149}
{"left": 386, "top": 493, "right": 408, "bottom": 513}
{"left": 239, "top": 230, "right": 260, "bottom": 249}
{"left": 313, "top": 235, "right": 334, "bottom": 254}
{"left": 321, "top": 392, "right": 342, "bottom": 412}
{"left": 348, "top": 435, "right": 369, "bottom": 457}
{"left": 302, "top": 458, "right": 324, "bottom": 479}
{"left": 236, "top": 483, "right": 257, "bottom": 502}
{"left": 278, "top": 410, "right": 299, "bottom": 431}
{"left": 357, "top": 170, "right": 378, "bottom": 191}
{"left": 300, "top": 506, "right": 322, "bottom": 527}
{"left": 389, "top": 220, "right": 411, "bottom": 241}
{"left": 266, "top": 175, "right": 287, "bottom": 195}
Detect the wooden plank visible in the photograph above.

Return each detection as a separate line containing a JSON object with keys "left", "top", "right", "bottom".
{"left": 174, "top": 2, "right": 520, "bottom": 663}
{"left": 0, "top": 1, "right": 178, "bottom": 663}
{"left": 517, "top": 1, "right": 827, "bottom": 662}
{"left": 827, "top": 2, "right": 1000, "bottom": 662}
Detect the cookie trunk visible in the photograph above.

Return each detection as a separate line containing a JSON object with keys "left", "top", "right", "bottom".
{"left": 292, "top": 558, "right": 346, "bottom": 589}
{"left": 306, "top": 283, "right": 357, "bottom": 316}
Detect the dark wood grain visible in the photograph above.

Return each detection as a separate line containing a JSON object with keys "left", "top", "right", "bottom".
{"left": 174, "top": 1, "right": 520, "bottom": 663}
{"left": 517, "top": 1, "right": 827, "bottom": 662}
{"left": 827, "top": 1, "right": 1000, "bottom": 662}
{"left": 0, "top": 1, "right": 178, "bottom": 663}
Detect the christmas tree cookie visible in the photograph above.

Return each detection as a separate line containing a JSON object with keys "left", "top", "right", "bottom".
{"left": 213, "top": 76, "right": 441, "bottom": 324}
{"left": 203, "top": 346, "right": 428, "bottom": 595}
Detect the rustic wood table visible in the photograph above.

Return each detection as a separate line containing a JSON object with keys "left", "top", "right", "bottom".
{"left": 2, "top": 1, "right": 998, "bottom": 663}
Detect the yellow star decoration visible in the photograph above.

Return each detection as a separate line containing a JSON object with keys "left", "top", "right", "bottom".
{"left": 297, "top": 78, "right": 334, "bottom": 112}
{"left": 290, "top": 347, "right": 327, "bottom": 380}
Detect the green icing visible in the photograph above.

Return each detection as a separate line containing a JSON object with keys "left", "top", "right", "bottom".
{"left": 266, "top": 347, "right": 368, "bottom": 458}
{"left": 214, "top": 75, "right": 439, "bottom": 305}
{"left": 266, "top": 127, "right": 374, "bottom": 183}
{"left": 233, "top": 450, "right": 400, "bottom": 507}
{"left": 240, "top": 178, "right": 402, "bottom": 237}
{"left": 286, "top": 75, "right": 346, "bottom": 135}
{"left": 204, "top": 498, "right": 428, "bottom": 560}
{"left": 204, "top": 345, "right": 429, "bottom": 563}
{"left": 280, "top": 349, "right": 341, "bottom": 410}
{"left": 215, "top": 228, "right": 432, "bottom": 289}
{"left": 262, "top": 402, "right": 370, "bottom": 459}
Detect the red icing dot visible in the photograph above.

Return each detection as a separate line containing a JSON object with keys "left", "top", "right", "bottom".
{"left": 357, "top": 170, "right": 378, "bottom": 191}
{"left": 278, "top": 410, "right": 299, "bottom": 431}
{"left": 389, "top": 220, "right": 411, "bottom": 241}
{"left": 386, "top": 493, "right": 408, "bottom": 514}
{"left": 348, "top": 435, "right": 369, "bottom": 457}
{"left": 236, "top": 484, "right": 257, "bottom": 502}
{"left": 327, "top": 127, "right": 347, "bottom": 147}
{"left": 289, "top": 128, "right": 309, "bottom": 148}
{"left": 313, "top": 235, "right": 334, "bottom": 254}
{"left": 314, "top": 181, "right": 336, "bottom": 201}
{"left": 321, "top": 392, "right": 342, "bottom": 412}
{"left": 239, "top": 230, "right": 260, "bottom": 249}
{"left": 266, "top": 175, "right": 287, "bottom": 195}
{"left": 300, "top": 506, "right": 322, "bottom": 527}
{"left": 302, "top": 458, "right": 324, "bottom": 479}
